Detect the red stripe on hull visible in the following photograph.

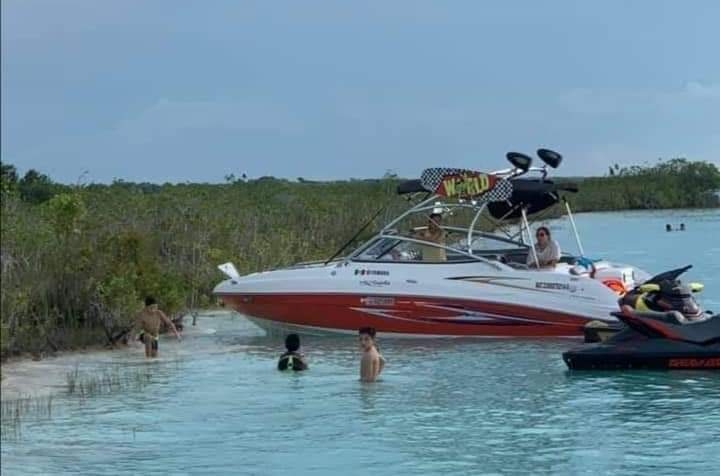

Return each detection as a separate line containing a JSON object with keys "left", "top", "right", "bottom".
{"left": 218, "top": 293, "right": 594, "bottom": 337}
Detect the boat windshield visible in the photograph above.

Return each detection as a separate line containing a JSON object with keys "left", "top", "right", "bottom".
{"left": 353, "top": 228, "right": 530, "bottom": 264}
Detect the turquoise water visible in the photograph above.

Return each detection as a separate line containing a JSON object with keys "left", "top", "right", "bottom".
{"left": 2, "top": 210, "right": 720, "bottom": 476}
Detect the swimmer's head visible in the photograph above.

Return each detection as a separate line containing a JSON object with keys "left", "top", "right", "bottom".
{"left": 285, "top": 333, "right": 301, "bottom": 352}
{"left": 358, "top": 327, "right": 376, "bottom": 351}
{"left": 144, "top": 296, "right": 158, "bottom": 309}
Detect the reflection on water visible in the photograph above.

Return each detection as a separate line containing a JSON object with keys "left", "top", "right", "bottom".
{"left": 2, "top": 210, "right": 720, "bottom": 476}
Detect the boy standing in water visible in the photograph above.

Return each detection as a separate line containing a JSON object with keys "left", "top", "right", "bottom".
{"left": 359, "top": 327, "right": 385, "bottom": 382}
{"left": 135, "top": 297, "right": 181, "bottom": 358}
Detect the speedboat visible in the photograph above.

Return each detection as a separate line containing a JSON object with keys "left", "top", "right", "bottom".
{"left": 214, "top": 149, "right": 659, "bottom": 337}
{"left": 563, "top": 306, "right": 720, "bottom": 370}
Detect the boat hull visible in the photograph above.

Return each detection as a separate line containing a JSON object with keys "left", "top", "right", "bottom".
{"left": 219, "top": 292, "right": 597, "bottom": 338}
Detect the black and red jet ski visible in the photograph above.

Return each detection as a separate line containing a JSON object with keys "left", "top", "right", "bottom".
{"left": 563, "top": 305, "right": 720, "bottom": 370}
{"left": 582, "top": 265, "right": 707, "bottom": 343}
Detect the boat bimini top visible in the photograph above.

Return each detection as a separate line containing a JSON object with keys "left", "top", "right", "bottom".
{"left": 346, "top": 149, "right": 584, "bottom": 270}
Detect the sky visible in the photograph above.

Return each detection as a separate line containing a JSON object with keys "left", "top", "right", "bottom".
{"left": 2, "top": 0, "right": 719, "bottom": 183}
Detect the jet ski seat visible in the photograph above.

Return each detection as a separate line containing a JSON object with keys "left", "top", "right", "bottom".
{"left": 614, "top": 306, "right": 720, "bottom": 345}
{"left": 632, "top": 310, "right": 689, "bottom": 325}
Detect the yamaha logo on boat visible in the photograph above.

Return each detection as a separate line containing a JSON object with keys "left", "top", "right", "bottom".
{"left": 354, "top": 269, "right": 390, "bottom": 276}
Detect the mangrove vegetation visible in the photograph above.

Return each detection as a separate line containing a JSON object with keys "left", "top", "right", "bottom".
{"left": 1, "top": 159, "right": 718, "bottom": 358}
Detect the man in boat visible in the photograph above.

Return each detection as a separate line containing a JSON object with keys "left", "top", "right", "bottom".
{"left": 526, "top": 226, "right": 561, "bottom": 268}
{"left": 415, "top": 213, "right": 446, "bottom": 262}
{"left": 135, "top": 296, "right": 181, "bottom": 358}
{"left": 359, "top": 327, "right": 385, "bottom": 382}
{"left": 278, "top": 334, "right": 308, "bottom": 371}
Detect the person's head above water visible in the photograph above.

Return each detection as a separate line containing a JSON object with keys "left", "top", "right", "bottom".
{"left": 144, "top": 296, "right": 157, "bottom": 308}
{"left": 285, "top": 333, "right": 301, "bottom": 353}
{"left": 278, "top": 333, "right": 308, "bottom": 371}
{"left": 359, "top": 327, "right": 376, "bottom": 351}
{"left": 535, "top": 226, "right": 551, "bottom": 246}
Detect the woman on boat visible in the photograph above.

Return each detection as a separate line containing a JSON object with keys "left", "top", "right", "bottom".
{"left": 527, "top": 226, "right": 561, "bottom": 268}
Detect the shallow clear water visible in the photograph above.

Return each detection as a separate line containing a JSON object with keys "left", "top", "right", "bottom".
{"left": 2, "top": 210, "right": 720, "bottom": 476}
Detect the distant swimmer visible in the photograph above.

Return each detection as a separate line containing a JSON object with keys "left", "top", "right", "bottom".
{"left": 666, "top": 223, "right": 686, "bottom": 232}
{"left": 359, "top": 327, "right": 385, "bottom": 382}
{"left": 135, "top": 296, "right": 181, "bottom": 358}
{"left": 278, "top": 334, "right": 308, "bottom": 371}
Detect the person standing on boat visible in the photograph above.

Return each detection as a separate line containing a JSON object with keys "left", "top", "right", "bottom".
{"left": 416, "top": 213, "right": 446, "bottom": 262}
{"left": 278, "top": 334, "right": 308, "bottom": 371}
{"left": 527, "top": 226, "right": 561, "bottom": 268}
{"left": 359, "top": 327, "right": 385, "bottom": 382}
{"left": 135, "top": 296, "right": 181, "bottom": 358}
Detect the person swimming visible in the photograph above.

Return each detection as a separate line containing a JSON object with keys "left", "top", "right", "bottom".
{"left": 277, "top": 334, "right": 308, "bottom": 371}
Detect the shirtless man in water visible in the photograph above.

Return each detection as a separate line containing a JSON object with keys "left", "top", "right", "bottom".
{"left": 359, "top": 327, "right": 385, "bottom": 382}
{"left": 135, "top": 297, "right": 181, "bottom": 358}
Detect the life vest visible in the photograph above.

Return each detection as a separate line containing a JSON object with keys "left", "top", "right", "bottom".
{"left": 278, "top": 352, "right": 307, "bottom": 371}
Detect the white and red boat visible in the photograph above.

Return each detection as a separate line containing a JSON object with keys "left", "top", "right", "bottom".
{"left": 214, "top": 150, "right": 652, "bottom": 337}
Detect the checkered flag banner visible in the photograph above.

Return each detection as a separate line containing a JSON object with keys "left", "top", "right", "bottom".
{"left": 482, "top": 178, "right": 513, "bottom": 203}
{"left": 420, "top": 168, "right": 472, "bottom": 191}
{"left": 420, "top": 168, "right": 513, "bottom": 202}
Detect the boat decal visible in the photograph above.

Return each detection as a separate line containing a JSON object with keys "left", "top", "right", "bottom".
{"left": 668, "top": 358, "right": 720, "bottom": 369}
{"left": 360, "top": 296, "right": 396, "bottom": 306}
{"left": 359, "top": 279, "right": 391, "bottom": 287}
{"left": 449, "top": 276, "right": 559, "bottom": 294}
{"left": 536, "top": 281, "right": 581, "bottom": 293}
{"left": 414, "top": 303, "right": 579, "bottom": 326}
{"left": 349, "top": 305, "right": 580, "bottom": 327}
{"left": 447, "top": 275, "right": 528, "bottom": 281}
{"left": 351, "top": 308, "right": 535, "bottom": 326}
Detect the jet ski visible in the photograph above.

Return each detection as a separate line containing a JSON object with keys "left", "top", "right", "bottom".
{"left": 563, "top": 305, "right": 720, "bottom": 370}
{"left": 582, "top": 265, "right": 707, "bottom": 343}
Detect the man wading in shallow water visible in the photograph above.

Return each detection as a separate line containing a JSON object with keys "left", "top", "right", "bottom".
{"left": 359, "top": 327, "right": 385, "bottom": 382}
{"left": 135, "top": 297, "right": 181, "bottom": 358}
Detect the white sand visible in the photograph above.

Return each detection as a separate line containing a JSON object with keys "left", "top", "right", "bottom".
{"left": 1, "top": 311, "right": 258, "bottom": 400}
